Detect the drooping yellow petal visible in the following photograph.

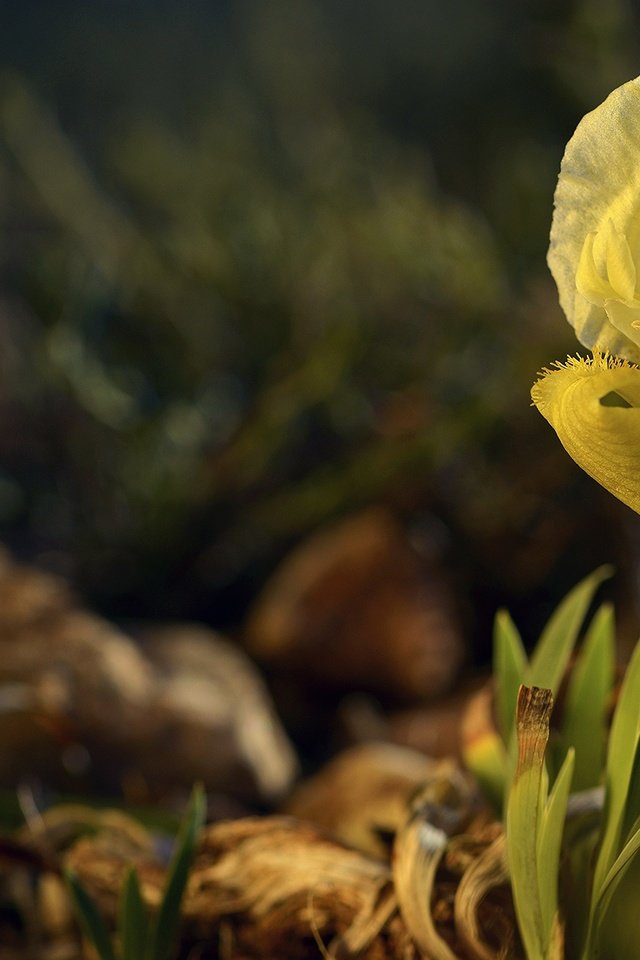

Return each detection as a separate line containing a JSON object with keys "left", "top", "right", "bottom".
{"left": 548, "top": 77, "right": 640, "bottom": 363}
{"left": 531, "top": 352, "right": 640, "bottom": 513}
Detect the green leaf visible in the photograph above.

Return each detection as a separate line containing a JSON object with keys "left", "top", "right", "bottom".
{"left": 591, "top": 640, "right": 640, "bottom": 906}
{"left": 506, "top": 685, "right": 554, "bottom": 960}
{"left": 146, "top": 783, "right": 206, "bottom": 960}
{"left": 537, "top": 747, "right": 574, "bottom": 943}
{"left": 527, "top": 566, "right": 612, "bottom": 695}
{"left": 119, "top": 867, "right": 149, "bottom": 960}
{"left": 463, "top": 728, "right": 508, "bottom": 815}
{"left": 65, "top": 868, "right": 117, "bottom": 960}
{"left": 562, "top": 809, "right": 600, "bottom": 960}
{"left": 558, "top": 604, "right": 615, "bottom": 792}
{"left": 494, "top": 609, "right": 528, "bottom": 743}
{"left": 589, "top": 821, "right": 640, "bottom": 959}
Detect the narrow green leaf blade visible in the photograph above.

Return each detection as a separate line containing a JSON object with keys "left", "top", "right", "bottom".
{"left": 65, "top": 868, "right": 117, "bottom": 960}
{"left": 589, "top": 821, "right": 640, "bottom": 959}
{"left": 592, "top": 640, "right": 640, "bottom": 905}
{"left": 620, "top": 737, "right": 640, "bottom": 847}
{"left": 558, "top": 604, "right": 615, "bottom": 792}
{"left": 120, "top": 867, "right": 149, "bottom": 960}
{"left": 147, "top": 783, "right": 206, "bottom": 960}
{"left": 494, "top": 609, "right": 528, "bottom": 743}
{"left": 506, "top": 685, "right": 553, "bottom": 960}
{"left": 527, "top": 566, "right": 612, "bottom": 695}
{"left": 537, "top": 747, "right": 574, "bottom": 949}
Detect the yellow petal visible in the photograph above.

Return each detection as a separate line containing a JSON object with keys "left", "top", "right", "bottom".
{"left": 604, "top": 298, "right": 640, "bottom": 344}
{"left": 576, "top": 232, "right": 613, "bottom": 305}
{"left": 531, "top": 352, "right": 640, "bottom": 513}
{"left": 548, "top": 77, "right": 640, "bottom": 362}
{"left": 603, "top": 220, "right": 637, "bottom": 301}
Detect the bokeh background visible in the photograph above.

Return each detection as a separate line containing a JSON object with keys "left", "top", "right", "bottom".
{"left": 1, "top": 0, "right": 640, "bottom": 658}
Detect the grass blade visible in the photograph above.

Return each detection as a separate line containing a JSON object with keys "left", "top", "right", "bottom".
{"left": 146, "top": 783, "right": 206, "bottom": 960}
{"left": 494, "top": 609, "right": 528, "bottom": 743}
{"left": 65, "top": 868, "right": 117, "bottom": 960}
{"left": 558, "top": 604, "right": 615, "bottom": 792}
{"left": 527, "top": 566, "right": 612, "bottom": 695}
{"left": 120, "top": 867, "right": 148, "bottom": 960}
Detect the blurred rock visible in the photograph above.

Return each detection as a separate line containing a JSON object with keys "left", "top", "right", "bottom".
{"left": 387, "top": 679, "right": 487, "bottom": 760}
{"left": 0, "top": 548, "right": 297, "bottom": 805}
{"left": 284, "top": 741, "right": 440, "bottom": 858}
{"left": 138, "top": 624, "right": 298, "bottom": 803}
{"left": 245, "top": 509, "right": 465, "bottom": 703}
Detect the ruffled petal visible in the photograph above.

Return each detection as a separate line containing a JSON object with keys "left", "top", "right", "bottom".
{"left": 531, "top": 353, "right": 640, "bottom": 513}
{"left": 547, "top": 77, "right": 640, "bottom": 362}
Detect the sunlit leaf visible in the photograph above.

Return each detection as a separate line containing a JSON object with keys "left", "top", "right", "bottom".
{"left": 494, "top": 609, "right": 528, "bottom": 743}
{"left": 558, "top": 603, "right": 615, "bottom": 792}
{"left": 464, "top": 730, "right": 508, "bottom": 815}
{"left": 589, "top": 822, "right": 640, "bottom": 959}
{"left": 527, "top": 565, "right": 612, "bottom": 695}
{"left": 591, "top": 640, "right": 640, "bottom": 905}
{"left": 537, "top": 747, "right": 574, "bottom": 946}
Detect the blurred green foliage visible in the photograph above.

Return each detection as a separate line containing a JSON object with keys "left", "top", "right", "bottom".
{"left": 0, "top": 0, "right": 638, "bottom": 637}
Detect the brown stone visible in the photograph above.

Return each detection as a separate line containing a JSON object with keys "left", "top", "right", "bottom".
{"left": 245, "top": 509, "right": 465, "bottom": 703}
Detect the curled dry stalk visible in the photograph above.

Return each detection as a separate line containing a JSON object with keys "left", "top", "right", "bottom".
{"left": 57, "top": 771, "right": 519, "bottom": 960}
{"left": 392, "top": 765, "right": 518, "bottom": 960}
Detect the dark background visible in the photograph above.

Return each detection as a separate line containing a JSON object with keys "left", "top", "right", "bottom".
{"left": 1, "top": 0, "right": 639, "bottom": 658}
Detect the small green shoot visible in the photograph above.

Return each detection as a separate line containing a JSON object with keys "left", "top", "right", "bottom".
{"left": 486, "top": 572, "right": 640, "bottom": 960}
{"left": 119, "top": 867, "right": 148, "bottom": 960}
{"left": 465, "top": 566, "right": 613, "bottom": 811}
{"left": 66, "top": 867, "right": 117, "bottom": 960}
{"left": 65, "top": 783, "right": 206, "bottom": 960}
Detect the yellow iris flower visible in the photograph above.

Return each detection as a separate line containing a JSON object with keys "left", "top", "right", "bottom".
{"left": 532, "top": 77, "right": 640, "bottom": 512}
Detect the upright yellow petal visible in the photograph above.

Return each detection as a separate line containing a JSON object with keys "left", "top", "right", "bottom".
{"left": 531, "top": 353, "right": 640, "bottom": 513}
{"left": 602, "top": 220, "right": 636, "bottom": 301}
{"left": 548, "top": 78, "right": 640, "bottom": 362}
{"left": 576, "top": 232, "right": 613, "bottom": 305}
